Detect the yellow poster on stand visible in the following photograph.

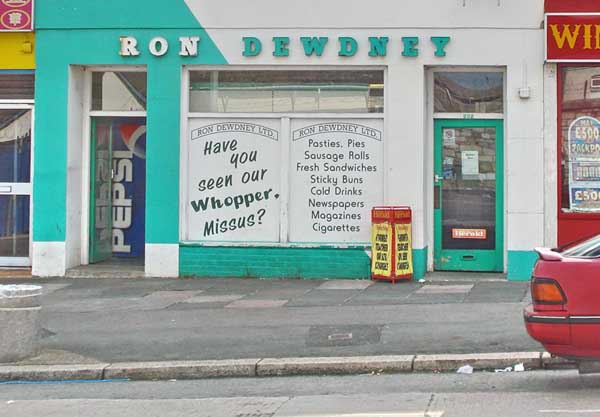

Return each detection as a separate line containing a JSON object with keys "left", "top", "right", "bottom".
{"left": 394, "top": 223, "right": 413, "bottom": 277}
{"left": 371, "top": 222, "right": 392, "bottom": 277}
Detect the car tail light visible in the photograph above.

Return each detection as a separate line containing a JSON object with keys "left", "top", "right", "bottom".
{"left": 531, "top": 278, "right": 566, "bottom": 306}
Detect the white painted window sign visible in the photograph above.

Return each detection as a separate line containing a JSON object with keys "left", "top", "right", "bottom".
{"left": 186, "top": 119, "right": 282, "bottom": 242}
{"left": 184, "top": 117, "right": 384, "bottom": 245}
{"left": 289, "top": 119, "right": 384, "bottom": 243}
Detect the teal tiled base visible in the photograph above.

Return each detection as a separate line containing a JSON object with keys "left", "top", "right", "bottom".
{"left": 180, "top": 245, "right": 370, "bottom": 279}
{"left": 180, "top": 245, "right": 428, "bottom": 280}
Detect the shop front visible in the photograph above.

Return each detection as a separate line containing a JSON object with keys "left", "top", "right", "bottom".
{"left": 32, "top": 0, "right": 544, "bottom": 280}
{"left": 545, "top": 0, "right": 600, "bottom": 247}
{"left": 0, "top": 0, "right": 34, "bottom": 268}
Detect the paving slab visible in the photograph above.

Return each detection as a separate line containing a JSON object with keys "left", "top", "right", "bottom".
{"left": 182, "top": 294, "right": 244, "bottom": 304}
{"left": 317, "top": 280, "right": 374, "bottom": 290}
{"left": 286, "top": 290, "right": 361, "bottom": 307}
{"left": 403, "top": 293, "right": 467, "bottom": 304}
{"left": 415, "top": 285, "right": 474, "bottom": 294}
{"left": 241, "top": 288, "right": 311, "bottom": 300}
{"left": 464, "top": 282, "right": 529, "bottom": 303}
{"left": 39, "top": 284, "right": 72, "bottom": 294}
{"left": 225, "top": 299, "right": 289, "bottom": 309}
{"left": 43, "top": 290, "right": 200, "bottom": 313}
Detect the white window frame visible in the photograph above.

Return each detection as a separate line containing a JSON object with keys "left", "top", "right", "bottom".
{"left": 180, "top": 65, "right": 387, "bottom": 248}
{"left": 426, "top": 66, "right": 507, "bottom": 271}
{"left": 431, "top": 66, "right": 505, "bottom": 120}
{"left": 80, "top": 66, "right": 147, "bottom": 265}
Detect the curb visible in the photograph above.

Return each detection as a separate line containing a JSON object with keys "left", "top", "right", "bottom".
{"left": 0, "top": 352, "right": 577, "bottom": 382}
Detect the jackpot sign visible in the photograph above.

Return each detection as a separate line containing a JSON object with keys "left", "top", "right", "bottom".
{"left": 568, "top": 116, "right": 600, "bottom": 211}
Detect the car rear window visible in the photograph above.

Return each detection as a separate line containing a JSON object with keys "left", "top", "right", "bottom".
{"left": 561, "top": 234, "right": 600, "bottom": 258}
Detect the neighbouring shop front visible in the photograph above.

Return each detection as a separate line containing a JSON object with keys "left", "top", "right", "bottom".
{"left": 32, "top": 0, "right": 545, "bottom": 280}
{"left": 545, "top": 0, "right": 600, "bottom": 246}
{"left": 0, "top": 0, "right": 34, "bottom": 268}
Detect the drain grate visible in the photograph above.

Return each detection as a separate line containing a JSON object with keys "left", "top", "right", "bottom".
{"left": 307, "top": 325, "right": 382, "bottom": 347}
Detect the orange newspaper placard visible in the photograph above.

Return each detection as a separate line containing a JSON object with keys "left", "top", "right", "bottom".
{"left": 371, "top": 222, "right": 392, "bottom": 277}
{"left": 371, "top": 206, "right": 413, "bottom": 282}
{"left": 394, "top": 223, "right": 413, "bottom": 277}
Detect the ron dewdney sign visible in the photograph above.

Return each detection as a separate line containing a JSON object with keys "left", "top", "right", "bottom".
{"left": 186, "top": 119, "right": 281, "bottom": 242}
{"left": 289, "top": 119, "right": 384, "bottom": 243}
{"left": 119, "top": 35, "right": 450, "bottom": 58}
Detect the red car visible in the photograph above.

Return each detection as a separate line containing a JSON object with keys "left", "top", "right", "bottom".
{"left": 524, "top": 235, "right": 600, "bottom": 367}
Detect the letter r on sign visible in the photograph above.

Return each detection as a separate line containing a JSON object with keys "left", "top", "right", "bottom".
{"left": 120, "top": 36, "right": 140, "bottom": 56}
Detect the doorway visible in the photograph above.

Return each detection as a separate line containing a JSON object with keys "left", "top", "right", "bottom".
{"left": 433, "top": 119, "right": 504, "bottom": 271}
{"left": 0, "top": 106, "right": 33, "bottom": 267}
{"left": 89, "top": 116, "right": 146, "bottom": 265}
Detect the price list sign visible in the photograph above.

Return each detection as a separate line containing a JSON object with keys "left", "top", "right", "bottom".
{"left": 0, "top": 0, "right": 33, "bottom": 31}
{"left": 289, "top": 119, "right": 384, "bottom": 243}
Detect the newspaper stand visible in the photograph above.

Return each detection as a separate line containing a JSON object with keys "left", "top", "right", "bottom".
{"left": 370, "top": 206, "right": 413, "bottom": 283}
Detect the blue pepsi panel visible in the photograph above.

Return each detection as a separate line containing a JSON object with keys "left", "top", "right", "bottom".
{"left": 110, "top": 118, "right": 146, "bottom": 258}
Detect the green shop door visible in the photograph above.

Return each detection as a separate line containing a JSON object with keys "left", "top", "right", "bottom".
{"left": 434, "top": 119, "right": 504, "bottom": 272}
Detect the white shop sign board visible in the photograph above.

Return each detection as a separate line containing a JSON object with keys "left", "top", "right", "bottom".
{"left": 186, "top": 119, "right": 281, "bottom": 242}
{"left": 289, "top": 119, "right": 384, "bottom": 243}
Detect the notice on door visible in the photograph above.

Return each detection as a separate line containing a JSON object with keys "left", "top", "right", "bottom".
{"left": 289, "top": 119, "right": 384, "bottom": 243}
{"left": 461, "top": 150, "right": 479, "bottom": 176}
{"left": 186, "top": 119, "right": 281, "bottom": 241}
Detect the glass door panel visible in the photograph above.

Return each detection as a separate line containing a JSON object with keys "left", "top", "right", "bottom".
{"left": 89, "top": 119, "right": 113, "bottom": 263}
{"left": 434, "top": 120, "right": 503, "bottom": 271}
{"left": 0, "top": 108, "right": 32, "bottom": 266}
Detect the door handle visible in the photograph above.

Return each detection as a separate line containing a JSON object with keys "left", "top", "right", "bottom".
{"left": 0, "top": 186, "right": 12, "bottom": 193}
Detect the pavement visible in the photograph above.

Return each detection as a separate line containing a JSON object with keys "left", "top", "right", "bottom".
{"left": 0, "top": 272, "right": 577, "bottom": 382}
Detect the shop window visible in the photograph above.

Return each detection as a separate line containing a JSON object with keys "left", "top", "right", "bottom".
{"left": 189, "top": 70, "right": 384, "bottom": 113}
{"left": 434, "top": 72, "right": 503, "bottom": 113}
{"left": 92, "top": 72, "right": 147, "bottom": 111}
{"left": 560, "top": 67, "right": 600, "bottom": 213}
{"left": 0, "top": 73, "right": 34, "bottom": 100}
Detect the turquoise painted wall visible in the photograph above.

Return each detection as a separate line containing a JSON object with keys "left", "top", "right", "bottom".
{"left": 33, "top": 1, "right": 226, "bottom": 244}
{"left": 412, "top": 247, "right": 427, "bottom": 279}
{"left": 507, "top": 250, "right": 537, "bottom": 281}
